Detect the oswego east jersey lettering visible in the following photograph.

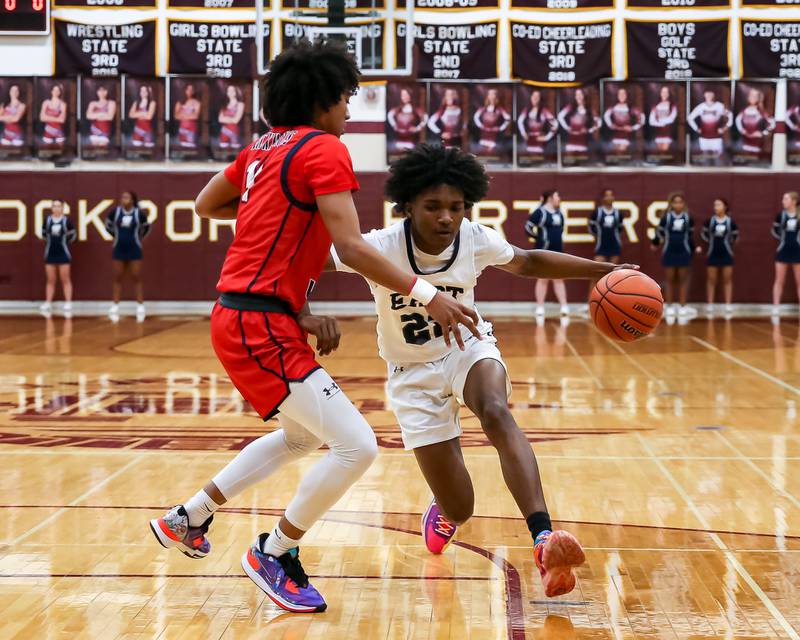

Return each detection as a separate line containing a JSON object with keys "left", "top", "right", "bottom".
{"left": 54, "top": 19, "right": 157, "bottom": 77}
{"left": 510, "top": 21, "right": 613, "bottom": 85}
{"left": 168, "top": 21, "right": 271, "bottom": 78}
{"left": 395, "top": 22, "right": 498, "bottom": 79}
{"left": 626, "top": 20, "right": 730, "bottom": 79}
{"left": 741, "top": 21, "right": 800, "bottom": 79}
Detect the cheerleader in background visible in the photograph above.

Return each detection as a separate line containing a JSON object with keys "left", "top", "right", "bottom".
{"left": 589, "top": 188, "right": 624, "bottom": 263}
{"left": 772, "top": 191, "right": 800, "bottom": 316}
{"left": 653, "top": 192, "right": 696, "bottom": 318}
{"left": 735, "top": 88, "right": 775, "bottom": 157}
{"left": 105, "top": 191, "right": 151, "bottom": 322}
{"left": 86, "top": 85, "right": 116, "bottom": 147}
{"left": 40, "top": 198, "right": 76, "bottom": 318}
{"left": 472, "top": 88, "right": 511, "bottom": 153}
{"left": 387, "top": 88, "right": 427, "bottom": 151}
{"left": 786, "top": 103, "right": 800, "bottom": 155}
{"left": 525, "top": 189, "right": 569, "bottom": 318}
{"left": 517, "top": 90, "right": 557, "bottom": 155}
{"left": 0, "top": 84, "right": 26, "bottom": 147}
{"left": 175, "top": 84, "right": 201, "bottom": 148}
{"left": 428, "top": 88, "right": 464, "bottom": 149}
{"left": 648, "top": 85, "right": 678, "bottom": 154}
{"left": 588, "top": 188, "right": 624, "bottom": 304}
{"left": 129, "top": 84, "right": 156, "bottom": 148}
{"left": 700, "top": 198, "right": 738, "bottom": 315}
{"left": 39, "top": 83, "right": 67, "bottom": 146}
{"left": 218, "top": 84, "right": 244, "bottom": 149}
{"left": 688, "top": 89, "right": 732, "bottom": 162}
{"left": 603, "top": 87, "right": 644, "bottom": 154}
{"left": 557, "top": 88, "right": 600, "bottom": 157}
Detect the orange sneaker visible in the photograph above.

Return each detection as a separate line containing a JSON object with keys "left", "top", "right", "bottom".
{"left": 533, "top": 530, "right": 585, "bottom": 597}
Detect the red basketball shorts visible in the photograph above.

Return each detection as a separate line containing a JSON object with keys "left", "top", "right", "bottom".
{"left": 211, "top": 304, "right": 321, "bottom": 420}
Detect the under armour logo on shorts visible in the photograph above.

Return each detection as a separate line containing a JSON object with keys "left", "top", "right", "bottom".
{"left": 322, "top": 381, "right": 341, "bottom": 398}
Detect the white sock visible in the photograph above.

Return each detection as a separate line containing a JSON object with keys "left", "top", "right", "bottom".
{"left": 262, "top": 524, "right": 302, "bottom": 557}
{"left": 183, "top": 489, "right": 222, "bottom": 527}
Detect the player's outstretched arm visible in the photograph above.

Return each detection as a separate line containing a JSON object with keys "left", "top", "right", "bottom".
{"left": 195, "top": 171, "right": 240, "bottom": 220}
{"left": 497, "top": 246, "right": 638, "bottom": 280}
{"left": 318, "top": 191, "right": 481, "bottom": 350}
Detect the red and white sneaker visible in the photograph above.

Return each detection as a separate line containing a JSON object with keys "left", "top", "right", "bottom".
{"left": 534, "top": 529, "right": 585, "bottom": 597}
{"left": 422, "top": 499, "right": 457, "bottom": 554}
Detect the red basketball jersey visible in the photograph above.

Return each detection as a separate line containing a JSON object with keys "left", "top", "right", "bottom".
{"left": 217, "top": 126, "right": 359, "bottom": 312}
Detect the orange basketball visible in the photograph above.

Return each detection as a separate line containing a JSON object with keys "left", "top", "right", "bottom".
{"left": 590, "top": 269, "right": 663, "bottom": 342}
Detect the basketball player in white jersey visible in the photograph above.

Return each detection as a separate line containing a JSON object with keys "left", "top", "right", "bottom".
{"left": 324, "top": 144, "right": 637, "bottom": 597}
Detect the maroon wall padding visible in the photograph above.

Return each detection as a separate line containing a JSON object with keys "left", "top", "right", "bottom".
{"left": 0, "top": 170, "right": 796, "bottom": 303}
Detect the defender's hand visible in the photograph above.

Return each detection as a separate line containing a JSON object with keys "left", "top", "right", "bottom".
{"left": 298, "top": 314, "right": 341, "bottom": 356}
{"left": 424, "top": 291, "right": 481, "bottom": 351}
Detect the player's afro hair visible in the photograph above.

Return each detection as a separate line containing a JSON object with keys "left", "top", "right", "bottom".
{"left": 385, "top": 144, "right": 490, "bottom": 213}
{"left": 261, "top": 39, "right": 360, "bottom": 128}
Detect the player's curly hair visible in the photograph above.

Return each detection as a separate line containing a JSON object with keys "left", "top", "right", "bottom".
{"left": 385, "top": 144, "right": 490, "bottom": 213}
{"left": 261, "top": 39, "right": 360, "bottom": 128}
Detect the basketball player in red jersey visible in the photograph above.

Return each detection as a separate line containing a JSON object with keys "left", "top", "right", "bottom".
{"left": 149, "top": 40, "right": 481, "bottom": 614}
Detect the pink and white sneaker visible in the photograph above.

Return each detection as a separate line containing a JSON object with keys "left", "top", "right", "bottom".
{"left": 534, "top": 529, "right": 585, "bottom": 597}
{"left": 422, "top": 499, "right": 457, "bottom": 554}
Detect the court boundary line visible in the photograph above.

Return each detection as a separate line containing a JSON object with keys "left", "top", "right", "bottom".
{"left": 7, "top": 457, "right": 141, "bottom": 546}
{"left": 563, "top": 337, "right": 604, "bottom": 389}
{"left": 713, "top": 430, "right": 800, "bottom": 512}
{"left": 690, "top": 336, "right": 800, "bottom": 396}
{"left": 635, "top": 432, "right": 800, "bottom": 640}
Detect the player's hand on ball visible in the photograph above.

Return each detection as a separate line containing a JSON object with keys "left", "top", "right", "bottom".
{"left": 425, "top": 292, "right": 481, "bottom": 351}
{"left": 611, "top": 263, "right": 640, "bottom": 272}
{"left": 298, "top": 314, "right": 341, "bottom": 356}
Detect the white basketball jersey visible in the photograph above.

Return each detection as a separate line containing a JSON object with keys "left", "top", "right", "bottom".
{"left": 332, "top": 218, "right": 514, "bottom": 363}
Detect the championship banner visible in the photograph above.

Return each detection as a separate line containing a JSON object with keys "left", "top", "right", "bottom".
{"left": 169, "top": 0, "right": 267, "bottom": 6}
{"left": 625, "top": 20, "right": 729, "bottom": 80}
{"left": 168, "top": 20, "right": 271, "bottom": 78}
{"left": 54, "top": 19, "right": 156, "bottom": 77}
{"left": 282, "top": 20, "right": 384, "bottom": 71}
{"left": 742, "top": 0, "right": 800, "bottom": 5}
{"left": 741, "top": 21, "right": 800, "bottom": 80}
{"left": 511, "top": 0, "right": 612, "bottom": 9}
{"left": 396, "top": 0, "right": 496, "bottom": 7}
{"left": 510, "top": 21, "right": 613, "bottom": 86}
{"left": 54, "top": 0, "right": 155, "bottom": 6}
{"left": 286, "top": 0, "right": 382, "bottom": 8}
{"left": 627, "top": 0, "right": 729, "bottom": 7}
{"left": 395, "top": 22, "right": 498, "bottom": 80}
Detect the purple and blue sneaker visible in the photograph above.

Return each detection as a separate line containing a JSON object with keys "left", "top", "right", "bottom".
{"left": 241, "top": 532, "right": 327, "bottom": 613}
{"left": 149, "top": 505, "right": 212, "bottom": 559}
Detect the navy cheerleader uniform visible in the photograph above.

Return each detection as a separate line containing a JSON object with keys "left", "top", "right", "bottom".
{"left": 655, "top": 210, "right": 694, "bottom": 267}
{"left": 701, "top": 215, "right": 738, "bottom": 267}
{"left": 588, "top": 206, "right": 623, "bottom": 258}
{"left": 773, "top": 210, "right": 800, "bottom": 264}
{"left": 105, "top": 206, "right": 151, "bottom": 261}
{"left": 42, "top": 215, "right": 76, "bottom": 264}
{"left": 525, "top": 206, "right": 565, "bottom": 252}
